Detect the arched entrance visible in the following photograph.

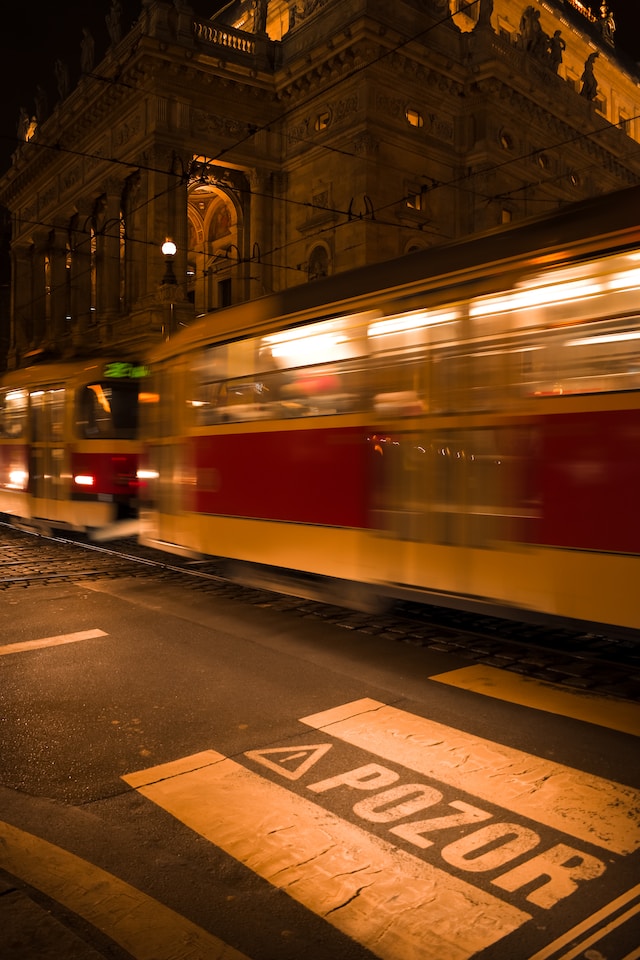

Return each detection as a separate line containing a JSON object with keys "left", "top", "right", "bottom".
{"left": 186, "top": 162, "right": 248, "bottom": 315}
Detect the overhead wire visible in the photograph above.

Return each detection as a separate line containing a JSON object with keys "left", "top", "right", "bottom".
{"left": 3, "top": 0, "right": 640, "bottom": 314}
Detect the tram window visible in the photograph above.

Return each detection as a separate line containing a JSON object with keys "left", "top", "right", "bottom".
{"left": 0, "top": 389, "right": 28, "bottom": 438}
{"left": 525, "top": 318, "right": 640, "bottom": 395}
{"left": 76, "top": 381, "right": 138, "bottom": 438}
{"left": 194, "top": 321, "right": 369, "bottom": 423}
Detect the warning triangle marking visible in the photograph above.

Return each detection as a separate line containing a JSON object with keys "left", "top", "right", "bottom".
{"left": 244, "top": 744, "right": 332, "bottom": 780}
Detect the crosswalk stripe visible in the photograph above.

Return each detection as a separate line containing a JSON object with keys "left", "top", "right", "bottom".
{"left": 430, "top": 665, "right": 640, "bottom": 737}
{"left": 0, "top": 629, "right": 107, "bottom": 656}
{"left": 300, "top": 698, "right": 640, "bottom": 855}
{"left": 525, "top": 883, "right": 640, "bottom": 960}
{"left": 123, "top": 750, "right": 530, "bottom": 960}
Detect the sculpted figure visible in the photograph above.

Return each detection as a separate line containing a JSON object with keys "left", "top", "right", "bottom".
{"left": 548, "top": 30, "right": 565, "bottom": 73}
{"left": 55, "top": 59, "right": 70, "bottom": 100}
{"left": 601, "top": 9, "right": 615, "bottom": 44}
{"left": 81, "top": 27, "right": 95, "bottom": 74}
{"left": 519, "top": 6, "right": 536, "bottom": 50}
{"left": 255, "top": 0, "right": 268, "bottom": 33}
{"left": 580, "top": 51, "right": 599, "bottom": 101}
{"left": 106, "top": 0, "right": 123, "bottom": 46}
{"left": 35, "top": 85, "right": 49, "bottom": 122}
{"left": 17, "top": 107, "right": 30, "bottom": 141}
{"left": 477, "top": 0, "right": 494, "bottom": 27}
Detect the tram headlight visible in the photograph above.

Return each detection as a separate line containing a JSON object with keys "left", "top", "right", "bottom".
{"left": 8, "top": 469, "right": 28, "bottom": 490}
{"left": 74, "top": 474, "right": 96, "bottom": 487}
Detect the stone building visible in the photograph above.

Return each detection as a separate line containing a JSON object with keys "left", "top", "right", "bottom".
{"left": 0, "top": 0, "right": 639, "bottom": 369}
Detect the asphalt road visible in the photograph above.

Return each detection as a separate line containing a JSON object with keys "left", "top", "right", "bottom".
{"left": 1, "top": 573, "right": 639, "bottom": 960}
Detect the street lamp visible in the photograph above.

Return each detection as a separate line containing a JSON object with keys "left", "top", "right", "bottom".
{"left": 161, "top": 238, "right": 177, "bottom": 285}
{"left": 160, "top": 239, "right": 177, "bottom": 339}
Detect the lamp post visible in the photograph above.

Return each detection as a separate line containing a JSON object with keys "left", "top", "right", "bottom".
{"left": 160, "top": 238, "right": 177, "bottom": 340}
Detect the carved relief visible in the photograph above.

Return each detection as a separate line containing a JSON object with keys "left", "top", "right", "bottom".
{"left": 193, "top": 108, "right": 251, "bottom": 139}
{"left": 353, "top": 133, "right": 379, "bottom": 156}
{"left": 113, "top": 114, "right": 142, "bottom": 148}
{"left": 63, "top": 165, "right": 82, "bottom": 192}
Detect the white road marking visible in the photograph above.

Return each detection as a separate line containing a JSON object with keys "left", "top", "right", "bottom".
{"left": 123, "top": 750, "right": 530, "bottom": 960}
{"left": 244, "top": 744, "right": 333, "bottom": 779}
{"left": 0, "top": 629, "right": 107, "bottom": 656}
{"left": 431, "top": 665, "right": 640, "bottom": 737}
{"left": 526, "top": 883, "right": 640, "bottom": 960}
{"left": 0, "top": 820, "right": 252, "bottom": 960}
{"left": 300, "top": 698, "right": 640, "bottom": 855}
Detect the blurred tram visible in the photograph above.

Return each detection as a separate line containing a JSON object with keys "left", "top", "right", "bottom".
{"left": 0, "top": 358, "right": 147, "bottom": 535}
{"left": 140, "top": 186, "right": 640, "bottom": 635}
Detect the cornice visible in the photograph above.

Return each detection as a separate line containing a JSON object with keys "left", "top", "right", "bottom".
{"left": 468, "top": 75, "right": 640, "bottom": 183}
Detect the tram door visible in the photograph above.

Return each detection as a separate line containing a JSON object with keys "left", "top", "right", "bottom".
{"left": 29, "top": 388, "right": 66, "bottom": 511}
{"left": 141, "top": 363, "right": 185, "bottom": 546}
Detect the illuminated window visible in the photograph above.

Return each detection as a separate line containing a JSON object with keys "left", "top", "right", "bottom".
{"left": 499, "top": 131, "right": 513, "bottom": 150}
{"left": 314, "top": 112, "right": 330, "bottom": 131}
{"left": 405, "top": 108, "right": 423, "bottom": 128}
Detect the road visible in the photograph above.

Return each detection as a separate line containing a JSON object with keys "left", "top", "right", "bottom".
{"left": 1, "top": 568, "right": 639, "bottom": 960}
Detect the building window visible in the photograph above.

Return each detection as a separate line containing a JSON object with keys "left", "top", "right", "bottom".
{"left": 308, "top": 245, "right": 329, "bottom": 280}
{"left": 537, "top": 153, "right": 550, "bottom": 170}
{"left": 405, "top": 108, "right": 424, "bottom": 128}
{"left": 314, "top": 112, "right": 331, "bottom": 131}
{"left": 501, "top": 209, "right": 513, "bottom": 224}
{"left": 406, "top": 190, "right": 424, "bottom": 211}
{"left": 219, "top": 277, "right": 232, "bottom": 308}
{"left": 499, "top": 131, "right": 514, "bottom": 150}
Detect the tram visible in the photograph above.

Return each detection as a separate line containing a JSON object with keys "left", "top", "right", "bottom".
{"left": 0, "top": 358, "right": 147, "bottom": 535}
{"left": 140, "top": 186, "right": 640, "bottom": 635}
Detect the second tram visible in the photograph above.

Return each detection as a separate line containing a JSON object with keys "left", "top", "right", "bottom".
{"left": 0, "top": 358, "right": 147, "bottom": 534}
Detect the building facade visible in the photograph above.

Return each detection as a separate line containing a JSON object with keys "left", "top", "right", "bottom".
{"left": 0, "top": 0, "right": 639, "bottom": 369}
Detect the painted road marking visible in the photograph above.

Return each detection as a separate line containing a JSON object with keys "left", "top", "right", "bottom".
{"left": 123, "top": 750, "right": 530, "bottom": 960}
{"left": 526, "top": 883, "right": 640, "bottom": 960}
{"left": 0, "top": 820, "right": 252, "bottom": 960}
{"left": 300, "top": 698, "right": 640, "bottom": 855}
{"left": 0, "top": 629, "right": 107, "bottom": 656}
{"left": 431, "top": 665, "right": 640, "bottom": 737}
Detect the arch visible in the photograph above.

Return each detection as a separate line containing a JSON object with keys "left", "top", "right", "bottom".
{"left": 307, "top": 242, "right": 331, "bottom": 281}
{"left": 187, "top": 182, "right": 242, "bottom": 313}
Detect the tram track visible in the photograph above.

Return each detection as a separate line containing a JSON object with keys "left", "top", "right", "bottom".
{"left": 1, "top": 518, "right": 638, "bottom": 705}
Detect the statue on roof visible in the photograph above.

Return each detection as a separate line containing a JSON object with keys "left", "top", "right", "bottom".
{"left": 599, "top": 3, "right": 615, "bottom": 45}
{"left": 255, "top": 0, "right": 268, "bottom": 34}
{"left": 548, "top": 30, "right": 566, "bottom": 73}
{"left": 55, "top": 59, "right": 70, "bottom": 101}
{"left": 80, "top": 27, "right": 95, "bottom": 74}
{"left": 476, "top": 0, "right": 494, "bottom": 27}
{"left": 106, "top": 0, "right": 123, "bottom": 47}
{"left": 580, "top": 51, "right": 599, "bottom": 101}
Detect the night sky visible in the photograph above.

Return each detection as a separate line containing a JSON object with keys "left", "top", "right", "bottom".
{"left": 0, "top": 1, "right": 639, "bottom": 176}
